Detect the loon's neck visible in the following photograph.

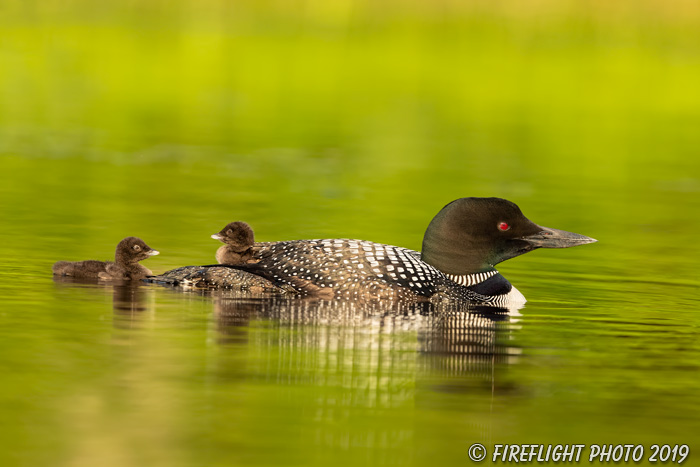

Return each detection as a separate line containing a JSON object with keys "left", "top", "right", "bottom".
{"left": 444, "top": 269, "right": 514, "bottom": 298}
{"left": 443, "top": 269, "right": 499, "bottom": 287}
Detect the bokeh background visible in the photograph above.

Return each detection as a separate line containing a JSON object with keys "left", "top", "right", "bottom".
{"left": 1, "top": 1, "right": 699, "bottom": 466}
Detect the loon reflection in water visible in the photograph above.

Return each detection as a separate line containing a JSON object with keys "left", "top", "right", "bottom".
{"left": 53, "top": 276, "right": 522, "bottom": 453}
{"left": 205, "top": 294, "right": 520, "bottom": 450}
{"left": 157, "top": 287, "right": 522, "bottom": 389}
{"left": 148, "top": 197, "right": 596, "bottom": 306}
{"left": 53, "top": 275, "right": 521, "bottom": 385}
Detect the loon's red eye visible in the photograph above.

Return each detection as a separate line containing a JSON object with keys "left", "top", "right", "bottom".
{"left": 498, "top": 222, "right": 510, "bottom": 231}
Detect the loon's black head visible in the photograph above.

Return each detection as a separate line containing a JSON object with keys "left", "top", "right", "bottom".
{"left": 420, "top": 197, "right": 596, "bottom": 275}
{"left": 115, "top": 237, "right": 160, "bottom": 264}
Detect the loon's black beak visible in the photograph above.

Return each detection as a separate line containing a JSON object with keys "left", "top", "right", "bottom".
{"left": 522, "top": 226, "right": 597, "bottom": 249}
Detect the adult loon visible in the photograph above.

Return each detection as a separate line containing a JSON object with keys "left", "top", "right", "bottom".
{"left": 150, "top": 198, "right": 596, "bottom": 304}
{"left": 53, "top": 237, "right": 160, "bottom": 280}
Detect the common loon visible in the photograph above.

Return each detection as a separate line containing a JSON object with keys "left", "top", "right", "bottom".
{"left": 53, "top": 237, "right": 160, "bottom": 280}
{"left": 150, "top": 198, "right": 596, "bottom": 304}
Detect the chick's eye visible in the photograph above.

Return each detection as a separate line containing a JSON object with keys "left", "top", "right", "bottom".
{"left": 133, "top": 245, "right": 141, "bottom": 251}
{"left": 498, "top": 222, "right": 510, "bottom": 231}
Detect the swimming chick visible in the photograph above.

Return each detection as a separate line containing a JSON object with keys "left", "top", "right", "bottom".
{"left": 151, "top": 198, "right": 596, "bottom": 304}
{"left": 52, "top": 237, "right": 160, "bottom": 280}
{"left": 212, "top": 221, "right": 257, "bottom": 265}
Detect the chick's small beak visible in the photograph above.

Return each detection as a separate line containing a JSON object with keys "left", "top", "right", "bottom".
{"left": 211, "top": 234, "right": 223, "bottom": 241}
{"left": 147, "top": 250, "right": 160, "bottom": 256}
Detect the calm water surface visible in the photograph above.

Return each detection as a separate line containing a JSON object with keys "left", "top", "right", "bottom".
{"left": 2, "top": 2, "right": 700, "bottom": 465}
{"left": 0, "top": 152, "right": 698, "bottom": 467}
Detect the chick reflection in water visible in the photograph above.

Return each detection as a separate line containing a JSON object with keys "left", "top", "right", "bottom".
{"left": 111, "top": 283, "right": 151, "bottom": 320}
{"left": 53, "top": 275, "right": 155, "bottom": 329}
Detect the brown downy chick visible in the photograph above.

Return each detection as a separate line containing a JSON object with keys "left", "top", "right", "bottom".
{"left": 103, "top": 237, "right": 160, "bottom": 280}
{"left": 52, "top": 237, "right": 160, "bottom": 280}
{"left": 211, "top": 221, "right": 256, "bottom": 265}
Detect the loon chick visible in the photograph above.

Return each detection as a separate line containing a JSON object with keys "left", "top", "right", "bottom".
{"left": 146, "top": 222, "right": 278, "bottom": 292}
{"left": 212, "top": 221, "right": 257, "bottom": 265}
{"left": 52, "top": 237, "right": 160, "bottom": 280}
{"left": 155, "top": 198, "right": 596, "bottom": 304}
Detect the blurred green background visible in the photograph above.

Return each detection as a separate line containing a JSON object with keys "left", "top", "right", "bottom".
{"left": 1, "top": 1, "right": 699, "bottom": 466}
{"left": 2, "top": 0, "right": 700, "bottom": 254}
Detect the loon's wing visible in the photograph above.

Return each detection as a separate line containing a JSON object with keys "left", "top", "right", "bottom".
{"left": 211, "top": 239, "right": 443, "bottom": 300}
{"left": 210, "top": 240, "right": 343, "bottom": 298}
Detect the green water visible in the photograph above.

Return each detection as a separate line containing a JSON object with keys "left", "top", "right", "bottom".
{"left": 1, "top": 2, "right": 700, "bottom": 466}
